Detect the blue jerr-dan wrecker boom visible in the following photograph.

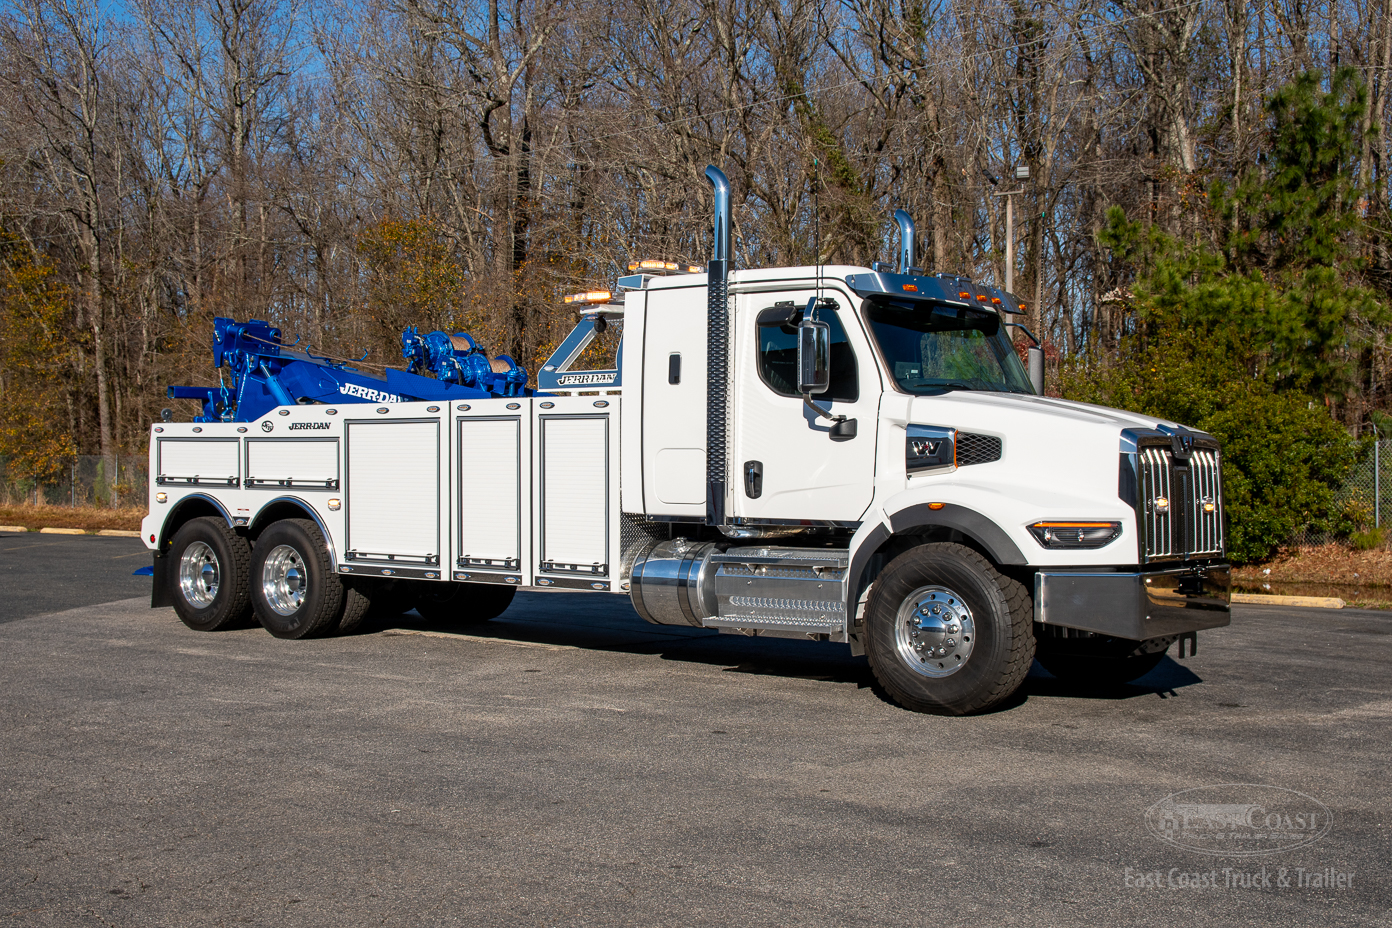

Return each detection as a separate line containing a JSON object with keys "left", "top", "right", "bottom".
{"left": 167, "top": 316, "right": 554, "bottom": 423}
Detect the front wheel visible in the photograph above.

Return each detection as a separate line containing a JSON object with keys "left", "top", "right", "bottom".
{"left": 863, "top": 543, "right": 1034, "bottom": 715}
{"left": 168, "top": 517, "right": 252, "bottom": 632}
{"left": 249, "top": 519, "right": 345, "bottom": 640}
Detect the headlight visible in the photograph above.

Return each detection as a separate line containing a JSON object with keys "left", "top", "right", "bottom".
{"left": 1028, "top": 521, "right": 1121, "bottom": 549}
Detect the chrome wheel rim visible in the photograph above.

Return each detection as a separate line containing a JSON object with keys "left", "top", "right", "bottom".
{"left": 261, "top": 545, "right": 307, "bottom": 616}
{"left": 178, "top": 541, "right": 220, "bottom": 608}
{"left": 895, "top": 585, "right": 975, "bottom": 678}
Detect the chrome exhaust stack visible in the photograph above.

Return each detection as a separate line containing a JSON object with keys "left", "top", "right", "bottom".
{"left": 894, "top": 209, "right": 917, "bottom": 274}
{"left": 704, "top": 165, "right": 732, "bottom": 527}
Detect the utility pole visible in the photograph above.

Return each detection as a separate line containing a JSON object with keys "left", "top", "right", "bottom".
{"left": 993, "top": 164, "right": 1030, "bottom": 294}
{"left": 1005, "top": 194, "right": 1014, "bottom": 293}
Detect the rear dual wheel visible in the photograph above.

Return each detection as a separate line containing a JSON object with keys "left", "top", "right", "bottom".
{"left": 170, "top": 515, "right": 514, "bottom": 638}
{"left": 250, "top": 519, "right": 362, "bottom": 639}
{"left": 168, "top": 517, "right": 253, "bottom": 632}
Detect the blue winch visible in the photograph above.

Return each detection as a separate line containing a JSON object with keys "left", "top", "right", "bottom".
{"left": 400, "top": 326, "right": 527, "bottom": 396}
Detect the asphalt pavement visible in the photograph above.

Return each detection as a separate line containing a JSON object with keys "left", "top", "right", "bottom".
{"left": 0, "top": 533, "right": 1388, "bottom": 926}
{"left": 0, "top": 531, "right": 153, "bottom": 624}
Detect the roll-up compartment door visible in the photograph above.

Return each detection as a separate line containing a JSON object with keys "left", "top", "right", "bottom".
{"left": 457, "top": 416, "right": 523, "bottom": 570}
{"left": 245, "top": 439, "right": 339, "bottom": 489}
{"left": 539, "top": 415, "right": 609, "bottom": 575}
{"left": 158, "top": 439, "right": 239, "bottom": 487}
{"left": 345, "top": 419, "right": 440, "bottom": 565}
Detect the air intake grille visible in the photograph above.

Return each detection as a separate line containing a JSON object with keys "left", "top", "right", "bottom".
{"left": 1137, "top": 446, "right": 1224, "bottom": 561}
{"left": 957, "top": 432, "right": 1002, "bottom": 467}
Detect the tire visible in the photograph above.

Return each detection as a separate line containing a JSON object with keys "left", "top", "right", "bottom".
{"left": 167, "top": 517, "right": 252, "bottom": 632}
{"left": 413, "top": 581, "right": 515, "bottom": 625}
{"left": 864, "top": 543, "right": 1034, "bottom": 715}
{"left": 249, "top": 519, "right": 345, "bottom": 640}
{"left": 333, "top": 582, "right": 374, "bottom": 636}
{"left": 1036, "top": 636, "right": 1169, "bottom": 685}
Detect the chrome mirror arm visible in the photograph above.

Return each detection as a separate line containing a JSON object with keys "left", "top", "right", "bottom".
{"left": 803, "top": 394, "right": 845, "bottom": 424}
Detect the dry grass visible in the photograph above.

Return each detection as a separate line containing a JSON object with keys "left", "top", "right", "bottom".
{"left": 1234, "top": 544, "right": 1392, "bottom": 609}
{"left": 0, "top": 504, "right": 144, "bottom": 532}
{"left": 1233, "top": 544, "right": 1392, "bottom": 586}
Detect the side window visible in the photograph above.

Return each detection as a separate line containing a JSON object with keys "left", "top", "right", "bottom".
{"left": 756, "top": 302, "right": 858, "bottom": 402}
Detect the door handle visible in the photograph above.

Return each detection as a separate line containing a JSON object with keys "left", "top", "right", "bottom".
{"left": 744, "top": 460, "right": 763, "bottom": 498}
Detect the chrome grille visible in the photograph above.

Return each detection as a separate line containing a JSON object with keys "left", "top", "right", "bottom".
{"left": 1140, "top": 447, "right": 1174, "bottom": 558}
{"left": 1137, "top": 445, "right": 1223, "bottom": 561}
{"left": 1189, "top": 449, "right": 1223, "bottom": 556}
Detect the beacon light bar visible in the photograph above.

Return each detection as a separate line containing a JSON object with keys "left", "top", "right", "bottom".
{"left": 626, "top": 260, "right": 704, "bottom": 274}
{"left": 563, "top": 290, "right": 614, "bottom": 304}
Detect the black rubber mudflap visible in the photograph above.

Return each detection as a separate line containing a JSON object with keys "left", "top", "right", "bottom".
{"left": 150, "top": 552, "right": 173, "bottom": 608}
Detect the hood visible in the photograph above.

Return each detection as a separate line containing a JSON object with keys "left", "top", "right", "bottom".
{"left": 907, "top": 390, "right": 1196, "bottom": 437}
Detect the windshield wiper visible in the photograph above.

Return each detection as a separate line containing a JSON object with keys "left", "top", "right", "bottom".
{"left": 906, "top": 380, "right": 978, "bottom": 392}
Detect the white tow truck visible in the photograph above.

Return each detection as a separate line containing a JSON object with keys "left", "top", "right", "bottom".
{"left": 143, "top": 166, "right": 1230, "bottom": 715}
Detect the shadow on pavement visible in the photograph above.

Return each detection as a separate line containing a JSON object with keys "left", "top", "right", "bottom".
{"left": 361, "top": 592, "right": 1206, "bottom": 703}
{"left": 1021, "top": 656, "right": 1204, "bottom": 701}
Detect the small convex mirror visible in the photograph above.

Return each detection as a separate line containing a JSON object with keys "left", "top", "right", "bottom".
{"left": 797, "top": 319, "right": 831, "bottom": 394}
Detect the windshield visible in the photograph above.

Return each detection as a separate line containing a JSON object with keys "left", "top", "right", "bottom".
{"left": 864, "top": 297, "right": 1034, "bottom": 395}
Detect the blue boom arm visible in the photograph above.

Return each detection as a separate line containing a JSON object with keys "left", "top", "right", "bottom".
{"left": 168, "top": 317, "right": 531, "bottom": 422}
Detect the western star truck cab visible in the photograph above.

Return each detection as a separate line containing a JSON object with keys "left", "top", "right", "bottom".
{"left": 143, "top": 166, "right": 1231, "bottom": 715}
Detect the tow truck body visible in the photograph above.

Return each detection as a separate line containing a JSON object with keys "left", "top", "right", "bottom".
{"left": 143, "top": 167, "right": 1231, "bottom": 714}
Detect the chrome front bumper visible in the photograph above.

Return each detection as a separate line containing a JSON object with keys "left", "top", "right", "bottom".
{"left": 1034, "top": 565, "right": 1231, "bottom": 641}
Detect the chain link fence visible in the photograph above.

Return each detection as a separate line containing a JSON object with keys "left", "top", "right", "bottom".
{"left": 0, "top": 455, "right": 149, "bottom": 508}
{"left": 1289, "top": 439, "right": 1392, "bottom": 547}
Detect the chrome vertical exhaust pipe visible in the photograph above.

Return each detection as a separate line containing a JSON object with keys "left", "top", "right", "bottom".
{"left": 704, "top": 166, "right": 732, "bottom": 527}
{"left": 707, "top": 166, "right": 731, "bottom": 265}
{"left": 894, "top": 209, "right": 916, "bottom": 274}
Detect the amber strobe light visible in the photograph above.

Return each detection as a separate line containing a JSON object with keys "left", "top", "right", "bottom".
{"left": 1027, "top": 521, "right": 1121, "bottom": 549}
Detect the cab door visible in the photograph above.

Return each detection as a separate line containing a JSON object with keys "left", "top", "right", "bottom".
{"left": 730, "top": 288, "right": 879, "bottom": 523}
